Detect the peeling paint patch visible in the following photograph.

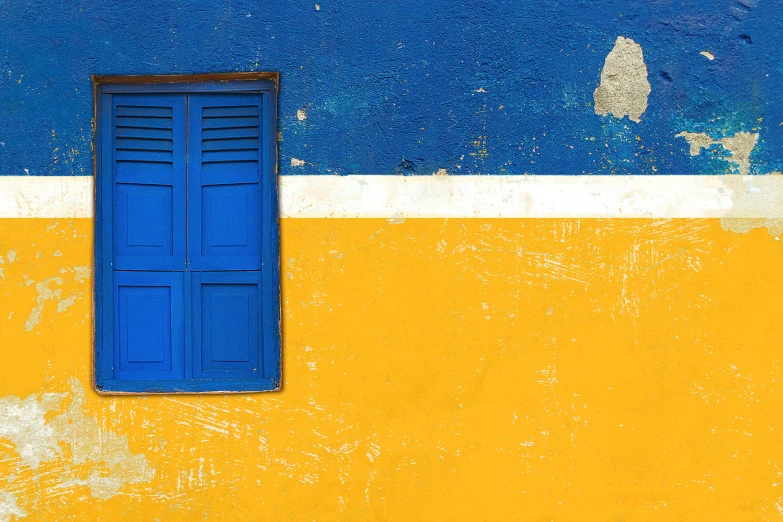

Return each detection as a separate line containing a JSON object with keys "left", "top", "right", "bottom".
{"left": 676, "top": 131, "right": 759, "bottom": 176}
{"left": 721, "top": 173, "right": 783, "bottom": 236}
{"left": 0, "top": 380, "right": 154, "bottom": 507}
{"left": 0, "top": 390, "right": 67, "bottom": 469}
{"left": 387, "top": 213, "right": 406, "bottom": 224}
{"left": 296, "top": 109, "right": 307, "bottom": 121}
{"left": 51, "top": 379, "right": 155, "bottom": 500}
{"left": 593, "top": 36, "right": 651, "bottom": 123}
{"left": 291, "top": 158, "right": 306, "bottom": 167}
{"left": 700, "top": 50, "right": 715, "bottom": 60}
{"left": 0, "top": 492, "right": 27, "bottom": 522}
{"left": 24, "top": 277, "right": 64, "bottom": 331}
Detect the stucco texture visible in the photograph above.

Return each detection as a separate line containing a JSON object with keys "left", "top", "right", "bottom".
{"left": 0, "top": 219, "right": 782, "bottom": 520}
{"left": 0, "top": 0, "right": 782, "bottom": 176}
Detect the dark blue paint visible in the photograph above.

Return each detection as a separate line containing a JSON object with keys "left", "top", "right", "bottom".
{"left": 95, "top": 80, "right": 280, "bottom": 394}
{"left": 0, "top": 1, "right": 781, "bottom": 175}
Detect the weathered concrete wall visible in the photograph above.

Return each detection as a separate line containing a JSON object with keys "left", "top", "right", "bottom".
{"left": 1, "top": 0, "right": 782, "bottom": 176}
{"left": 2, "top": 1, "right": 783, "bottom": 520}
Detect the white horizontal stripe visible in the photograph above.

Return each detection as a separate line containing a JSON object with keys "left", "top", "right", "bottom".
{"left": 0, "top": 175, "right": 780, "bottom": 219}
{"left": 280, "top": 175, "right": 782, "bottom": 219}
{"left": 0, "top": 176, "right": 93, "bottom": 218}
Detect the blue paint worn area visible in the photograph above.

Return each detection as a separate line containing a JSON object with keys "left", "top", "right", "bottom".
{"left": 0, "top": 0, "right": 781, "bottom": 175}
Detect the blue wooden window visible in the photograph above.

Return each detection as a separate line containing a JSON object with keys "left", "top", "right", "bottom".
{"left": 94, "top": 77, "right": 280, "bottom": 394}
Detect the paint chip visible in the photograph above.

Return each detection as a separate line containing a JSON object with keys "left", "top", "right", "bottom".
{"left": 0, "top": 380, "right": 154, "bottom": 506}
{"left": 0, "top": 491, "right": 27, "bottom": 522}
{"left": 290, "top": 158, "right": 306, "bottom": 167}
{"left": 700, "top": 50, "right": 715, "bottom": 60}
{"left": 720, "top": 173, "right": 783, "bottom": 236}
{"left": 676, "top": 131, "right": 759, "bottom": 176}
{"left": 593, "top": 36, "right": 651, "bottom": 123}
{"left": 297, "top": 109, "right": 307, "bottom": 121}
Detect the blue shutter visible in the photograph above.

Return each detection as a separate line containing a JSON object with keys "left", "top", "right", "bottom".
{"left": 96, "top": 80, "right": 280, "bottom": 393}
{"left": 187, "top": 93, "right": 263, "bottom": 271}
{"left": 186, "top": 92, "right": 277, "bottom": 387}
{"left": 114, "top": 272, "right": 185, "bottom": 381}
{"left": 192, "top": 272, "right": 262, "bottom": 379}
{"left": 112, "top": 94, "right": 187, "bottom": 271}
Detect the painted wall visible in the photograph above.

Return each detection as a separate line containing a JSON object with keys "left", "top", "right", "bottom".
{"left": 2, "top": 1, "right": 783, "bottom": 520}
{"left": 1, "top": 0, "right": 782, "bottom": 176}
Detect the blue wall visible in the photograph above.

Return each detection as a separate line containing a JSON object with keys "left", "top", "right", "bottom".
{"left": 1, "top": 0, "right": 780, "bottom": 176}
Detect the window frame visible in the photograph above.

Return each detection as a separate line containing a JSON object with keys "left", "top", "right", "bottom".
{"left": 92, "top": 73, "right": 281, "bottom": 395}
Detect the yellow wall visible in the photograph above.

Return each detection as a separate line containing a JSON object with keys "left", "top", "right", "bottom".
{"left": 1, "top": 217, "right": 782, "bottom": 520}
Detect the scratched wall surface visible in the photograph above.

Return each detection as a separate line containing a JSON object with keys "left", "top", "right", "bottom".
{"left": 0, "top": 219, "right": 782, "bottom": 520}
{"left": 2, "top": 1, "right": 783, "bottom": 521}
{"left": 0, "top": 0, "right": 782, "bottom": 175}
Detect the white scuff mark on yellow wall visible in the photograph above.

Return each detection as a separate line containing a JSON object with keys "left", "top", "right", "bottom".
{"left": 59, "top": 265, "right": 90, "bottom": 283}
{"left": 387, "top": 213, "right": 406, "bottom": 224}
{"left": 25, "top": 266, "right": 90, "bottom": 331}
{"left": 24, "top": 277, "right": 64, "bottom": 331}
{"left": 593, "top": 36, "right": 651, "bottom": 123}
{"left": 51, "top": 379, "right": 155, "bottom": 500}
{"left": 56, "top": 293, "right": 77, "bottom": 313}
{"left": 676, "top": 131, "right": 759, "bottom": 176}
{"left": 0, "top": 390, "right": 67, "bottom": 469}
{"left": 0, "top": 492, "right": 27, "bottom": 522}
{"left": 0, "top": 379, "right": 154, "bottom": 508}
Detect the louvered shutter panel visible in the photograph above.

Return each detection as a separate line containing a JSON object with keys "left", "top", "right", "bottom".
{"left": 187, "top": 93, "right": 263, "bottom": 271}
{"left": 112, "top": 94, "right": 187, "bottom": 271}
{"left": 187, "top": 93, "right": 270, "bottom": 380}
{"left": 106, "top": 94, "right": 187, "bottom": 383}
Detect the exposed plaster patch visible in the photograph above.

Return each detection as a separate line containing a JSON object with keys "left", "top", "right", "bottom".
{"left": 0, "top": 380, "right": 154, "bottom": 506}
{"left": 433, "top": 168, "right": 448, "bottom": 177}
{"left": 593, "top": 36, "right": 651, "bottom": 123}
{"left": 0, "top": 391, "right": 67, "bottom": 469}
{"left": 676, "top": 131, "right": 759, "bottom": 176}
{"left": 58, "top": 265, "right": 91, "bottom": 283}
{"left": 721, "top": 173, "right": 783, "bottom": 236}
{"left": 0, "top": 492, "right": 26, "bottom": 522}
{"left": 387, "top": 213, "right": 406, "bottom": 224}
{"left": 24, "top": 277, "right": 64, "bottom": 331}
{"left": 6, "top": 251, "right": 16, "bottom": 263}
{"left": 291, "top": 158, "right": 306, "bottom": 167}
{"left": 56, "top": 293, "right": 77, "bottom": 313}
{"left": 700, "top": 51, "right": 715, "bottom": 60}
{"left": 296, "top": 109, "right": 307, "bottom": 121}
{"left": 50, "top": 379, "right": 155, "bottom": 500}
